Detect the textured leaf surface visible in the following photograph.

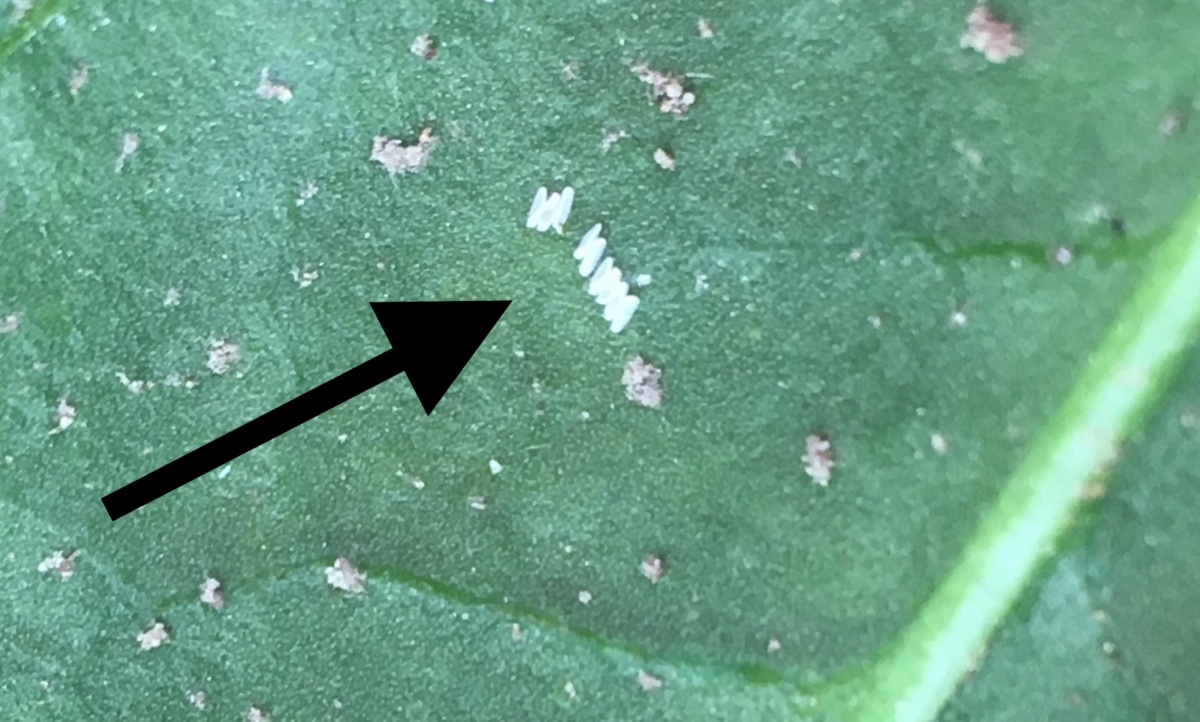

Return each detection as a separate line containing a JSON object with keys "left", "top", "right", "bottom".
{"left": 2, "top": 0, "right": 1199, "bottom": 719}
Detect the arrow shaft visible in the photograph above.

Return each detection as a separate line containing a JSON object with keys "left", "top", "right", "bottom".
{"left": 102, "top": 348, "right": 402, "bottom": 521}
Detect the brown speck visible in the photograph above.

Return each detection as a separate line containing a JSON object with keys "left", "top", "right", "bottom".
{"left": 246, "top": 706, "right": 270, "bottom": 722}
{"left": 601, "top": 128, "right": 629, "bottom": 153}
{"left": 37, "top": 550, "right": 78, "bottom": 581}
{"left": 640, "top": 554, "right": 665, "bottom": 583}
{"left": 163, "top": 287, "right": 181, "bottom": 307}
{"left": 199, "top": 577, "right": 225, "bottom": 610}
{"left": 296, "top": 181, "right": 318, "bottom": 206}
{"left": 115, "top": 372, "right": 155, "bottom": 394}
{"left": 637, "top": 670, "right": 664, "bottom": 691}
{"left": 256, "top": 67, "right": 293, "bottom": 103}
{"left": 577, "top": 590, "right": 593, "bottom": 605}
{"left": 410, "top": 33, "right": 437, "bottom": 61}
{"left": 137, "top": 621, "right": 169, "bottom": 651}
{"left": 0, "top": 313, "right": 19, "bottom": 334}
{"left": 188, "top": 691, "right": 207, "bottom": 710}
{"left": 960, "top": 4, "right": 1023, "bottom": 63}
{"left": 114, "top": 133, "right": 139, "bottom": 173}
{"left": 630, "top": 62, "right": 696, "bottom": 118}
{"left": 767, "top": 637, "right": 782, "bottom": 653}
{"left": 325, "top": 556, "right": 366, "bottom": 594}
{"left": 697, "top": 18, "right": 714, "bottom": 38}
{"left": 931, "top": 433, "right": 950, "bottom": 455}
{"left": 50, "top": 398, "right": 76, "bottom": 435}
{"left": 370, "top": 128, "right": 437, "bottom": 175}
{"left": 206, "top": 339, "right": 241, "bottom": 375}
{"left": 291, "top": 267, "right": 319, "bottom": 288}
{"left": 1159, "top": 109, "right": 1186, "bottom": 137}
{"left": 802, "top": 434, "right": 834, "bottom": 486}
{"left": 622, "top": 356, "right": 663, "bottom": 408}
{"left": 653, "top": 147, "right": 676, "bottom": 170}
{"left": 68, "top": 63, "right": 90, "bottom": 96}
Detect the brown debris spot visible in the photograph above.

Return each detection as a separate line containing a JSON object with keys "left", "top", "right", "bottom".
{"left": 68, "top": 63, "right": 90, "bottom": 97}
{"left": 199, "top": 577, "right": 225, "bottom": 610}
{"left": 410, "top": 33, "right": 437, "bottom": 61}
{"left": 630, "top": 63, "right": 696, "bottom": 117}
{"left": 256, "top": 67, "right": 293, "bottom": 103}
{"left": 325, "top": 556, "right": 366, "bottom": 594}
{"left": 0, "top": 313, "right": 19, "bottom": 334}
{"left": 370, "top": 128, "right": 437, "bottom": 175}
{"left": 49, "top": 398, "right": 76, "bottom": 435}
{"left": 114, "top": 133, "right": 140, "bottom": 173}
{"left": 137, "top": 621, "right": 170, "bottom": 651}
{"left": 206, "top": 339, "right": 241, "bottom": 375}
{"left": 640, "top": 553, "right": 665, "bottom": 583}
{"left": 622, "top": 356, "right": 663, "bottom": 408}
{"left": 637, "top": 669, "right": 664, "bottom": 691}
{"left": 653, "top": 147, "right": 676, "bottom": 170}
{"left": 801, "top": 434, "right": 834, "bottom": 486}
{"left": 38, "top": 550, "right": 79, "bottom": 581}
{"left": 960, "top": 5, "right": 1023, "bottom": 63}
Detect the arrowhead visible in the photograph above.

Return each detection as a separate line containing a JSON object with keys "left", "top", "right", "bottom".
{"left": 370, "top": 300, "right": 511, "bottom": 414}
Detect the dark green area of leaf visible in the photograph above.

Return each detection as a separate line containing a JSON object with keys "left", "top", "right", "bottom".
{"left": 3, "top": 0, "right": 1199, "bottom": 718}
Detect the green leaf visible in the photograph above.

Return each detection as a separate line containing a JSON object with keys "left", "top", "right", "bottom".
{"left": 2, "top": 0, "right": 1198, "bottom": 720}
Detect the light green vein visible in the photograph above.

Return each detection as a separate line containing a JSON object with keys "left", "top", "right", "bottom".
{"left": 824, "top": 193, "right": 1200, "bottom": 722}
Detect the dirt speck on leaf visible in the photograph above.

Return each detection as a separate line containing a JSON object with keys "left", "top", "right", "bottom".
{"left": 410, "top": 33, "right": 437, "bottom": 60}
{"left": 653, "top": 148, "right": 676, "bottom": 170}
{"left": 370, "top": 128, "right": 437, "bottom": 175}
{"left": 114, "top": 133, "right": 139, "bottom": 173}
{"left": 137, "top": 621, "right": 169, "bottom": 651}
{"left": 637, "top": 670, "right": 664, "bottom": 691}
{"left": 38, "top": 550, "right": 78, "bottom": 581}
{"left": 256, "top": 67, "right": 293, "bottom": 102}
{"left": 630, "top": 62, "right": 695, "bottom": 117}
{"left": 199, "top": 577, "right": 225, "bottom": 610}
{"left": 802, "top": 434, "right": 834, "bottom": 486}
{"left": 640, "top": 554, "right": 665, "bottom": 583}
{"left": 49, "top": 398, "right": 76, "bottom": 435}
{"left": 960, "top": 4, "right": 1023, "bottom": 63}
{"left": 325, "top": 556, "right": 366, "bottom": 594}
{"left": 206, "top": 339, "right": 241, "bottom": 375}
{"left": 68, "top": 63, "right": 90, "bottom": 96}
{"left": 622, "top": 357, "right": 663, "bottom": 409}
{"left": 0, "top": 313, "right": 19, "bottom": 334}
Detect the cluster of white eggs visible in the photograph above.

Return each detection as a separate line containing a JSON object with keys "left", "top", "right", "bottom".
{"left": 525, "top": 186, "right": 640, "bottom": 334}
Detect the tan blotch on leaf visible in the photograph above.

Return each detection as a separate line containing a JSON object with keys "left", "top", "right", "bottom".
{"left": 630, "top": 63, "right": 695, "bottom": 117}
{"left": 38, "top": 550, "right": 79, "bottom": 581}
{"left": 199, "top": 577, "right": 225, "bottom": 610}
{"left": 640, "top": 554, "right": 665, "bottom": 583}
{"left": 370, "top": 128, "right": 437, "bottom": 175}
{"left": 256, "top": 67, "right": 293, "bottom": 102}
{"left": 207, "top": 339, "right": 241, "bottom": 375}
{"left": 622, "top": 357, "right": 663, "bottom": 409}
{"left": 410, "top": 33, "right": 436, "bottom": 60}
{"left": 50, "top": 399, "right": 76, "bottom": 435}
{"left": 960, "top": 4, "right": 1023, "bottom": 63}
{"left": 802, "top": 434, "right": 834, "bottom": 486}
{"left": 637, "top": 669, "right": 664, "bottom": 691}
{"left": 137, "top": 622, "right": 170, "bottom": 651}
{"left": 325, "top": 556, "right": 366, "bottom": 594}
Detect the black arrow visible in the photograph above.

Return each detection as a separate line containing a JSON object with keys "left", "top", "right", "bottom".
{"left": 101, "top": 300, "right": 511, "bottom": 521}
